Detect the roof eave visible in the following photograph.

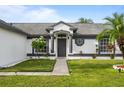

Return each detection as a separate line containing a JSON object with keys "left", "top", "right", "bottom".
{"left": 0, "top": 22, "right": 29, "bottom": 36}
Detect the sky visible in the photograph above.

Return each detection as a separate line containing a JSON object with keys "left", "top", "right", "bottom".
{"left": 0, "top": 5, "right": 124, "bottom": 23}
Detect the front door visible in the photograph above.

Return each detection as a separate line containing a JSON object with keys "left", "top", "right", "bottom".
{"left": 58, "top": 39, "right": 66, "bottom": 57}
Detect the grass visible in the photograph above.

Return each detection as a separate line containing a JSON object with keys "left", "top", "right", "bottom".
{"left": 0, "top": 59, "right": 55, "bottom": 72}
{"left": 0, "top": 59, "right": 124, "bottom": 87}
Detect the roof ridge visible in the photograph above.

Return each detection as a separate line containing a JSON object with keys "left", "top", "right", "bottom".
{"left": 11, "top": 23, "right": 107, "bottom": 25}
{"left": 11, "top": 22, "right": 74, "bottom": 24}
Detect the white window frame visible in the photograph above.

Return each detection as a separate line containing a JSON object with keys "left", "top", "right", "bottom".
{"left": 99, "top": 37, "right": 110, "bottom": 54}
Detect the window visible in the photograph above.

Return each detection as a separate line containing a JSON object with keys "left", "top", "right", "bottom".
{"left": 99, "top": 37, "right": 109, "bottom": 54}
{"left": 58, "top": 34, "right": 66, "bottom": 38}
{"left": 35, "top": 46, "right": 47, "bottom": 53}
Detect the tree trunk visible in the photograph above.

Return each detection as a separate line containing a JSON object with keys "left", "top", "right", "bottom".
{"left": 117, "top": 37, "right": 124, "bottom": 64}
{"left": 122, "top": 50, "right": 124, "bottom": 60}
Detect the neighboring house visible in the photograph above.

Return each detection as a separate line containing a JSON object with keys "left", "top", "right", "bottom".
{"left": 0, "top": 20, "right": 122, "bottom": 67}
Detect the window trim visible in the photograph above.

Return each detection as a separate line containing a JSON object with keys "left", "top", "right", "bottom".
{"left": 99, "top": 37, "right": 111, "bottom": 54}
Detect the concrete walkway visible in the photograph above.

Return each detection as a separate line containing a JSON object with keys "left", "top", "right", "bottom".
{"left": 52, "top": 57, "right": 69, "bottom": 75}
{"left": 0, "top": 57, "right": 69, "bottom": 76}
{"left": 0, "top": 72, "right": 52, "bottom": 76}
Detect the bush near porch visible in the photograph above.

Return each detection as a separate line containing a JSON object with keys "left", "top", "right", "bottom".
{"left": 0, "top": 59, "right": 124, "bottom": 87}
{"left": 0, "top": 59, "right": 55, "bottom": 72}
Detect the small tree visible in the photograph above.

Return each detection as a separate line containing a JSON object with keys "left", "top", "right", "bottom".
{"left": 32, "top": 36, "right": 46, "bottom": 58}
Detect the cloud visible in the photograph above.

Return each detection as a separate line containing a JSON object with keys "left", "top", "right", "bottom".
{"left": 0, "top": 5, "right": 69, "bottom": 23}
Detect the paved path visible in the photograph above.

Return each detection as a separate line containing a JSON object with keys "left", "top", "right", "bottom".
{"left": 0, "top": 72, "right": 52, "bottom": 76}
{"left": 0, "top": 57, "right": 69, "bottom": 76}
{"left": 52, "top": 57, "right": 69, "bottom": 75}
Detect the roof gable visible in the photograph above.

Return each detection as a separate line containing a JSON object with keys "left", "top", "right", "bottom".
{"left": 50, "top": 21, "right": 74, "bottom": 27}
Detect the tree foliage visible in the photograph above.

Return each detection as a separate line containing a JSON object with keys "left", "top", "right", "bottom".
{"left": 78, "top": 17, "right": 94, "bottom": 23}
{"left": 32, "top": 36, "right": 46, "bottom": 53}
{"left": 97, "top": 13, "right": 124, "bottom": 60}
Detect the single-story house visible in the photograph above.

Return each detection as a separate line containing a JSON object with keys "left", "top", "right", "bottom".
{"left": 0, "top": 20, "right": 122, "bottom": 67}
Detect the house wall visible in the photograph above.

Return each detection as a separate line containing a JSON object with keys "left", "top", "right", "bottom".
{"left": 26, "top": 37, "right": 123, "bottom": 59}
{"left": 72, "top": 39, "right": 96, "bottom": 54}
{"left": 26, "top": 37, "right": 122, "bottom": 59}
{"left": 0, "top": 28, "right": 27, "bottom": 67}
{"left": 115, "top": 42, "right": 122, "bottom": 54}
{"left": 27, "top": 39, "right": 32, "bottom": 54}
{"left": 48, "top": 38, "right": 56, "bottom": 54}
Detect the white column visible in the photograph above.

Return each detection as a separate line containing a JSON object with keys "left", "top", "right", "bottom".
{"left": 51, "top": 35, "right": 54, "bottom": 53}
{"left": 69, "top": 35, "right": 72, "bottom": 53}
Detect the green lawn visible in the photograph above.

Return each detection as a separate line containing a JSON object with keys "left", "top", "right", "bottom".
{"left": 0, "top": 59, "right": 55, "bottom": 72}
{"left": 0, "top": 59, "right": 124, "bottom": 87}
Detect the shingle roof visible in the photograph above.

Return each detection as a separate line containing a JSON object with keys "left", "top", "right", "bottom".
{"left": 12, "top": 23, "right": 53, "bottom": 35}
{"left": 0, "top": 19, "right": 28, "bottom": 35}
{"left": 70, "top": 23, "right": 111, "bottom": 35}
{"left": 12, "top": 22, "right": 112, "bottom": 35}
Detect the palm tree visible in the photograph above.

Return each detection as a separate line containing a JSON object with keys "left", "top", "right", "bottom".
{"left": 97, "top": 13, "right": 124, "bottom": 62}
{"left": 78, "top": 18, "right": 94, "bottom": 23}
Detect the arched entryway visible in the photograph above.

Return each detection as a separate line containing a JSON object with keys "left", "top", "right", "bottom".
{"left": 53, "top": 30, "right": 71, "bottom": 57}
{"left": 47, "top": 21, "right": 76, "bottom": 58}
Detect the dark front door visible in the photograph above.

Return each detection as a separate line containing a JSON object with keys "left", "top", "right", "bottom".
{"left": 58, "top": 39, "right": 66, "bottom": 57}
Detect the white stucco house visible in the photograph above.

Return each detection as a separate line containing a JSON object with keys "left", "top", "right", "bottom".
{"left": 0, "top": 19, "right": 122, "bottom": 67}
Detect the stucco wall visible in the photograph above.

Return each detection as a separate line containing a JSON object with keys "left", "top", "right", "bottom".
{"left": 0, "top": 28, "right": 27, "bottom": 67}
{"left": 27, "top": 39, "right": 32, "bottom": 54}
{"left": 48, "top": 38, "right": 56, "bottom": 54}
{"left": 72, "top": 39, "right": 96, "bottom": 54}
{"left": 115, "top": 42, "right": 122, "bottom": 54}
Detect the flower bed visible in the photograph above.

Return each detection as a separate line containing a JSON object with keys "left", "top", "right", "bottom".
{"left": 113, "top": 64, "right": 124, "bottom": 72}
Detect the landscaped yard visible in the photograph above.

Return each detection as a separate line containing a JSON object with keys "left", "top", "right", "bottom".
{"left": 0, "top": 59, "right": 55, "bottom": 72}
{"left": 0, "top": 59, "right": 124, "bottom": 87}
